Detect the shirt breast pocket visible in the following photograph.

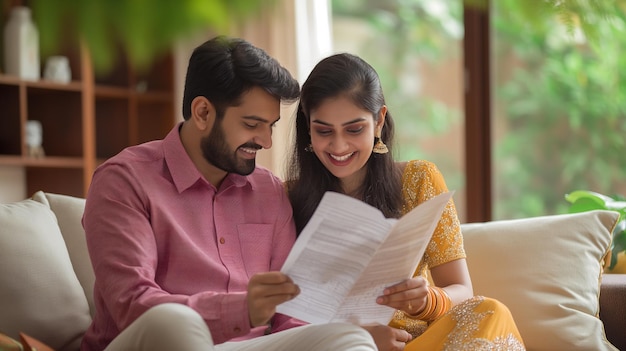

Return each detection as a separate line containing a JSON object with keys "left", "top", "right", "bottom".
{"left": 237, "top": 223, "right": 275, "bottom": 276}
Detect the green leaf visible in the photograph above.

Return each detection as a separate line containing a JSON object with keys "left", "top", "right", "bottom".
{"left": 567, "top": 197, "right": 608, "bottom": 213}
{"left": 564, "top": 190, "right": 611, "bottom": 206}
{"left": 30, "top": 0, "right": 274, "bottom": 73}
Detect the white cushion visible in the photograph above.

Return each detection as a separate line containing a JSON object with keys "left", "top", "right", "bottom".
{"left": 0, "top": 193, "right": 91, "bottom": 351}
{"left": 462, "top": 210, "right": 618, "bottom": 351}
{"left": 33, "top": 192, "right": 94, "bottom": 317}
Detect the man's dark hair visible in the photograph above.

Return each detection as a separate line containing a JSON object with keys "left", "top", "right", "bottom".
{"left": 182, "top": 36, "right": 300, "bottom": 120}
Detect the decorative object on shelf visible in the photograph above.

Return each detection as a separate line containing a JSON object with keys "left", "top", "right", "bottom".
{"left": 135, "top": 80, "right": 148, "bottom": 93}
{"left": 43, "top": 56, "right": 71, "bottom": 83}
{"left": 3, "top": 6, "right": 40, "bottom": 80}
{"left": 25, "top": 120, "right": 45, "bottom": 158}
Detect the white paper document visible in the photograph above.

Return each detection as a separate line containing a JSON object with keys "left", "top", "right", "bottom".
{"left": 277, "top": 190, "right": 453, "bottom": 325}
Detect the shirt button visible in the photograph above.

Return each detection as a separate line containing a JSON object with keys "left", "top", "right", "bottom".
{"left": 219, "top": 237, "right": 225, "bottom": 244}
{"left": 234, "top": 326, "right": 241, "bottom": 333}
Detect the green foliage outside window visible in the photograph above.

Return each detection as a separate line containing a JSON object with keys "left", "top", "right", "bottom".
{"left": 493, "top": 0, "right": 626, "bottom": 219}
{"left": 332, "top": 0, "right": 465, "bottom": 191}
{"left": 28, "top": 0, "right": 273, "bottom": 73}
{"left": 23, "top": 0, "right": 626, "bottom": 221}
{"left": 334, "top": 0, "right": 626, "bottom": 221}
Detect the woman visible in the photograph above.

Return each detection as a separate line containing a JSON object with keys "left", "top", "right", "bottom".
{"left": 286, "top": 53, "right": 525, "bottom": 350}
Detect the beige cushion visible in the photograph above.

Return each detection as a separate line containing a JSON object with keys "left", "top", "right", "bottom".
{"left": 0, "top": 193, "right": 91, "bottom": 351}
{"left": 462, "top": 210, "right": 618, "bottom": 351}
{"left": 33, "top": 192, "right": 95, "bottom": 317}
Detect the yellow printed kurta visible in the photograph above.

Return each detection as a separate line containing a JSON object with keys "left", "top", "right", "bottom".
{"left": 389, "top": 160, "right": 525, "bottom": 350}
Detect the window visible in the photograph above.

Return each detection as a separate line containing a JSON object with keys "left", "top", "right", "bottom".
{"left": 332, "top": 0, "right": 626, "bottom": 222}
{"left": 332, "top": 0, "right": 467, "bottom": 221}
{"left": 491, "top": 1, "right": 626, "bottom": 220}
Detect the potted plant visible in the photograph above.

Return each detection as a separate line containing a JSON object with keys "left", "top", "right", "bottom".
{"left": 565, "top": 190, "right": 626, "bottom": 273}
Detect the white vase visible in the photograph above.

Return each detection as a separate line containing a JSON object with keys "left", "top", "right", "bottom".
{"left": 3, "top": 6, "right": 40, "bottom": 80}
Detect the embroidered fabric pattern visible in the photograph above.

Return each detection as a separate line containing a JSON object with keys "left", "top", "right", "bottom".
{"left": 400, "top": 160, "right": 465, "bottom": 274}
{"left": 443, "top": 297, "right": 526, "bottom": 351}
{"left": 389, "top": 159, "right": 467, "bottom": 337}
{"left": 391, "top": 310, "right": 428, "bottom": 339}
{"left": 388, "top": 160, "right": 525, "bottom": 350}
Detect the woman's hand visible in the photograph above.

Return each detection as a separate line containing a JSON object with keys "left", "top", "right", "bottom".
{"left": 247, "top": 272, "right": 300, "bottom": 327}
{"left": 361, "top": 324, "right": 412, "bottom": 351}
{"left": 376, "top": 276, "right": 429, "bottom": 315}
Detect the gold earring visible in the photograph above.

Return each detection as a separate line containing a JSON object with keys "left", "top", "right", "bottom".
{"left": 305, "top": 144, "right": 313, "bottom": 152}
{"left": 373, "top": 134, "right": 388, "bottom": 154}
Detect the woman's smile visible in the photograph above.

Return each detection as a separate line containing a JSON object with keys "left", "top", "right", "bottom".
{"left": 328, "top": 151, "right": 356, "bottom": 164}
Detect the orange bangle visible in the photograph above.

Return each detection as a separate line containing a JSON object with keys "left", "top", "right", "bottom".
{"left": 404, "top": 287, "right": 434, "bottom": 320}
{"left": 403, "top": 286, "right": 452, "bottom": 322}
{"left": 430, "top": 286, "right": 452, "bottom": 320}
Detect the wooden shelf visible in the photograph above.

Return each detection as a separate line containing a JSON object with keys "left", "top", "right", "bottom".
{"left": 0, "top": 7, "right": 176, "bottom": 197}
{"left": 135, "top": 91, "right": 173, "bottom": 102}
{"left": 95, "top": 85, "right": 131, "bottom": 98}
{"left": 0, "top": 155, "right": 84, "bottom": 168}
{"left": 0, "top": 75, "right": 83, "bottom": 90}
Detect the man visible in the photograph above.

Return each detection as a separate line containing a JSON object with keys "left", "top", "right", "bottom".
{"left": 81, "top": 36, "right": 377, "bottom": 351}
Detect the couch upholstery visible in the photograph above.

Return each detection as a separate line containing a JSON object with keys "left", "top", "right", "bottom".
{"left": 1, "top": 191, "right": 625, "bottom": 351}
{"left": 599, "top": 274, "right": 626, "bottom": 351}
{"left": 462, "top": 211, "right": 624, "bottom": 351}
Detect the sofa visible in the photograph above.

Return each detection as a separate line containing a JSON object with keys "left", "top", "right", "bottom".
{"left": 1, "top": 191, "right": 625, "bottom": 351}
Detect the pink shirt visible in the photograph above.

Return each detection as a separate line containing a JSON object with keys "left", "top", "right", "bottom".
{"left": 81, "top": 124, "right": 304, "bottom": 350}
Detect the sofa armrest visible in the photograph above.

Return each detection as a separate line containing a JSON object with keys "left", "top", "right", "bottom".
{"left": 599, "top": 274, "right": 626, "bottom": 351}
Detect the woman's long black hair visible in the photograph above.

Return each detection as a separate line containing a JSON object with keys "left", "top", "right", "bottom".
{"left": 286, "top": 53, "right": 403, "bottom": 234}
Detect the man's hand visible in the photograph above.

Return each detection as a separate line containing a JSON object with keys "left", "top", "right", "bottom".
{"left": 361, "top": 324, "right": 412, "bottom": 351}
{"left": 376, "top": 276, "right": 429, "bottom": 315}
{"left": 247, "top": 272, "right": 300, "bottom": 327}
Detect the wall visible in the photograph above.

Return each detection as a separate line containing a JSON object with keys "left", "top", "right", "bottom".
{"left": 0, "top": 167, "right": 25, "bottom": 202}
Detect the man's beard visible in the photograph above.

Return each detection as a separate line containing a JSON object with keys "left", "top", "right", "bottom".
{"left": 201, "top": 120, "right": 260, "bottom": 176}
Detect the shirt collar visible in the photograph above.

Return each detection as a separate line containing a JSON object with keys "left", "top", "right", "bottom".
{"left": 163, "top": 122, "right": 251, "bottom": 193}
